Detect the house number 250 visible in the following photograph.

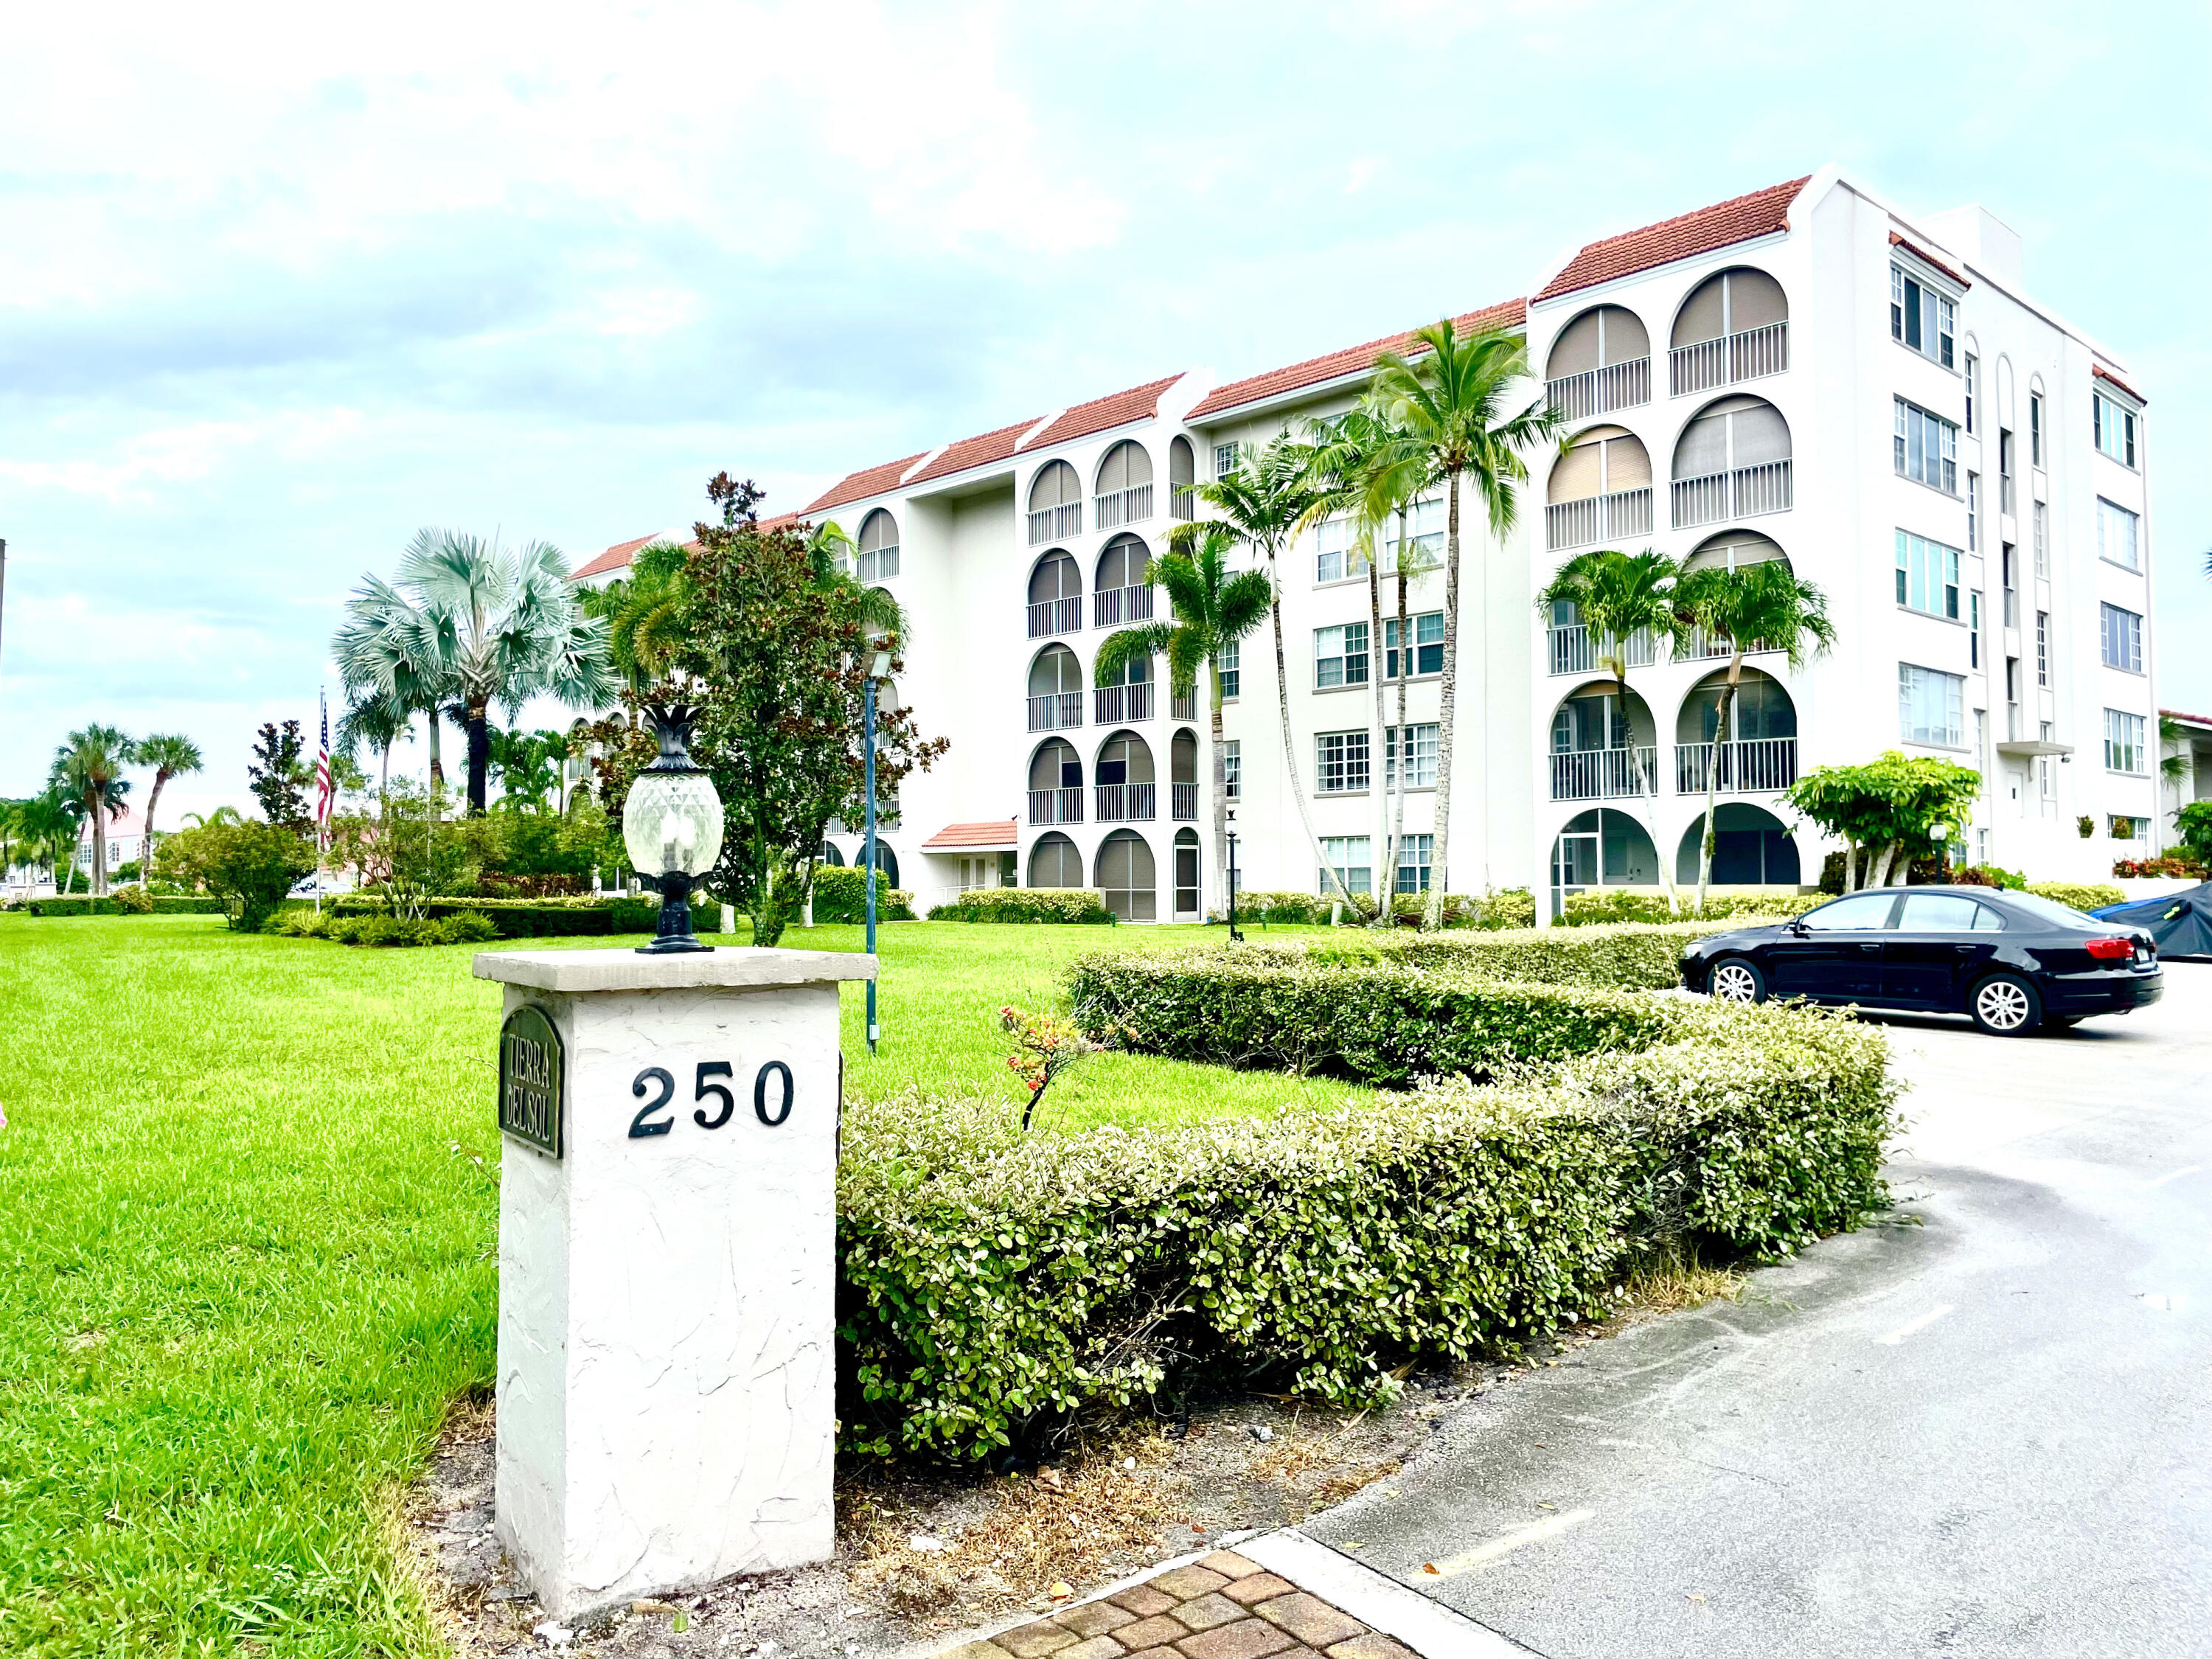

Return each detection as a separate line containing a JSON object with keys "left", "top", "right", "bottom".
{"left": 628, "top": 1061, "right": 793, "bottom": 1138}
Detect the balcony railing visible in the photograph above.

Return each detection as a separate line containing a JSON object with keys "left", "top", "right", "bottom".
{"left": 1548, "top": 625, "right": 1656, "bottom": 677}
{"left": 1549, "top": 745, "right": 1658, "bottom": 801}
{"left": 1676, "top": 628, "right": 1776, "bottom": 661}
{"left": 1026, "top": 596, "right": 1082, "bottom": 639}
{"left": 1674, "top": 737, "right": 1798, "bottom": 794}
{"left": 1545, "top": 486, "right": 1652, "bottom": 551}
{"left": 1669, "top": 320, "right": 1789, "bottom": 397}
{"left": 1546, "top": 355, "right": 1650, "bottom": 422}
{"left": 1095, "top": 484, "right": 1152, "bottom": 531}
{"left": 1170, "top": 782, "right": 1197, "bottom": 820}
{"left": 1028, "top": 502, "right": 1082, "bottom": 545}
{"left": 1027, "top": 691, "right": 1083, "bottom": 732}
{"left": 1170, "top": 484, "right": 1197, "bottom": 521}
{"left": 1095, "top": 583, "right": 1155, "bottom": 627}
{"left": 1028, "top": 787, "right": 1084, "bottom": 825}
{"left": 1671, "top": 459, "right": 1792, "bottom": 529}
{"left": 1093, "top": 681, "right": 1155, "bottom": 724}
{"left": 1095, "top": 782, "right": 1155, "bottom": 822}
{"left": 1170, "top": 692, "right": 1195, "bottom": 722}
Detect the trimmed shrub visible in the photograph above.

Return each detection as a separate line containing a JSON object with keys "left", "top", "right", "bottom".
{"left": 1559, "top": 888, "right": 1821, "bottom": 927}
{"left": 314, "top": 894, "right": 673, "bottom": 937}
{"left": 268, "top": 908, "right": 501, "bottom": 946}
{"left": 836, "top": 1003, "right": 1896, "bottom": 1460}
{"left": 2025, "top": 880, "right": 2125, "bottom": 913}
{"left": 1226, "top": 888, "right": 1534, "bottom": 929}
{"left": 809, "top": 866, "right": 917, "bottom": 923}
{"left": 1259, "top": 920, "right": 1756, "bottom": 991}
{"left": 13, "top": 894, "right": 227, "bottom": 917}
{"left": 929, "top": 888, "right": 1114, "bottom": 925}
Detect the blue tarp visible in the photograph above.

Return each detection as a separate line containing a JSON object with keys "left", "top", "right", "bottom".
{"left": 2091, "top": 881, "right": 2212, "bottom": 958}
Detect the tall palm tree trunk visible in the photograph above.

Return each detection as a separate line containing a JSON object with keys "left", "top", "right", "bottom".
{"left": 1267, "top": 554, "right": 1351, "bottom": 907}
{"left": 465, "top": 703, "right": 492, "bottom": 815}
{"left": 89, "top": 799, "right": 108, "bottom": 897}
{"left": 1392, "top": 543, "right": 1413, "bottom": 923}
{"left": 1695, "top": 658, "right": 1745, "bottom": 912}
{"left": 1425, "top": 474, "right": 1464, "bottom": 930}
{"left": 1366, "top": 552, "right": 1389, "bottom": 919}
{"left": 425, "top": 713, "right": 444, "bottom": 824}
{"left": 141, "top": 771, "right": 170, "bottom": 884}
{"left": 1208, "top": 661, "right": 1229, "bottom": 913}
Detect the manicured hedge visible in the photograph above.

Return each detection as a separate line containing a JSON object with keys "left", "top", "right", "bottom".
{"left": 836, "top": 1001, "right": 1896, "bottom": 1460}
{"left": 928, "top": 888, "right": 1114, "bottom": 925}
{"left": 8, "top": 895, "right": 226, "bottom": 917}
{"left": 1228, "top": 888, "right": 1537, "bottom": 929}
{"left": 1559, "top": 888, "right": 1822, "bottom": 926}
{"left": 265, "top": 908, "right": 501, "bottom": 947}
{"left": 319, "top": 895, "right": 677, "bottom": 937}
{"left": 2025, "top": 880, "right": 2125, "bottom": 912}
{"left": 1260, "top": 920, "right": 1756, "bottom": 991}
{"left": 1069, "top": 950, "right": 1719, "bottom": 1085}
{"left": 810, "top": 866, "right": 917, "bottom": 923}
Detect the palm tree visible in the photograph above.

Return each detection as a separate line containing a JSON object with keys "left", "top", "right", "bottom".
{"left": 1097, "top": 522, "right": 1273, "bottom": 894}
{"left": 337, "top": 530, "right": 618, "bottom": 815}
{"left": 1183, "top": 432, "right": 1352, "bottom": 903}
{"left": 1535, "top": 549, "right": 1686, "bottom": 914}
{"left": 1674, "top": 559, "right": 1837, "bottom": 911}
{"left": 13, "top": 787, "right": 77, "bottom": 891}
{"left": 334, "top": 573, "right": 458, "bottom": 813}
{"left": 1371, "top": 322, "right": 1564, "bottom": 926}
{"left": 336, "top": 694, "right": 413, "bottom": 800}
{"left": 49, "top": 726, "right": 135, "bottom": 897}
{"left": 580, "top": 540, "right": 694, "bottom": 693}
{"left": 133, "top": 733, "right": 203, "bottom": 882}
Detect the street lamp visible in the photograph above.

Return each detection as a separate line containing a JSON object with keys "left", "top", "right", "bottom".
{"left": 1225, "top": 807, "right": 1242, "bottom": 942}
{"left": 622, "top": 703, "right": 724, "bottom": 955}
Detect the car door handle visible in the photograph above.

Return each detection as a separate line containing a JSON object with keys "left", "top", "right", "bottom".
{"left": 1859, "top": 943, "right": 1881, "bottom": 953}
{"left": 1954, "top": 944, "right": 1976, "bottom": 953}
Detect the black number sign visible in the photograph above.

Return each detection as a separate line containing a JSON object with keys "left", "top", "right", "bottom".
{"left": 693, "top": 1062, "right": 736, "bottom": 1130}
{"left": 754, "top": 1060, "right": 793, "bottom": 1127}
{"left": 625, "top": 1060, "right": 795, "bottom": 1140}
{"left": 628, "top": 1067, "right": 676, "bottom": 1138}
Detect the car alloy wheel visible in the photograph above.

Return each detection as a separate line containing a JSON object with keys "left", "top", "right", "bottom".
{"left": 1710, "top": 960, "right": 1761, "bottom": 1003}
{"left": 1973, "top": 978, "right": 2034, "bottom": 1032}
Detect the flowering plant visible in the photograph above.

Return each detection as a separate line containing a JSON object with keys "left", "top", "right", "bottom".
{"left": 998, "top": 1006, "right": 1120, "bottom": 1130}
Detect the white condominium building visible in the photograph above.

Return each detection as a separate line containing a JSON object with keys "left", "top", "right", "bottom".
{"left": 575, "top": 165, "right": 2160, "bottom": 921}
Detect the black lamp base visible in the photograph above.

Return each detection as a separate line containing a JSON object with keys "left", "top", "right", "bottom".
{"left": 634, "top": 872, "right": 717, "bottom": 956}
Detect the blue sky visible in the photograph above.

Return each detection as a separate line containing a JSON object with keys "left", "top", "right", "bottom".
{"left": 3, "top": 0, "right": 2206, "bottom": 818}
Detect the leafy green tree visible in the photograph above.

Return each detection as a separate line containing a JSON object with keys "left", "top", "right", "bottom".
{"left": 1786, "top": 751, "right": 1981, "bottom": 892}
{"left": 49, "top": 724, "right": 135, "bottom": 896}
{"left": 4, "top": 788, "right": 76, "bottom": 888}
{"left": 1535, "top": 549, "right": 1686, "bottom": 912}
{"left": 133, "top": 733, "right": 203, "bottom": 880}
{"left": 2174, "top": 800, "right": 2212, "bottom": 866}
{"left": 155, "top": 818, "right": 315, "bottom": 930}
{"left": 1674, "top": 560, "right": 1837, "bottom": 908}
{"left": 487, "top": 726, "right": 569, "bottom": 813}
{"left": 1371, "top": 322, "right": 1563, "bottom": 927}
{"left": 248, "top": 721, "right": 314, "bottom": 834}
{"left": 1184, "top": 432, "right": 1349, "bottom": 902}
{"left": 1097, "top": 522, "right": 1272, "bottom": 891}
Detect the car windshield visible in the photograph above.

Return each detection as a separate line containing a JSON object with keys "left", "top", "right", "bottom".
{"left": 1997, "top": 891, "right": 2103, "bottom": 931}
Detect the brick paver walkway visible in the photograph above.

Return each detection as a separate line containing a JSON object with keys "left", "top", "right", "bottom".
{"left": 939, "top": 1550, "right": 1421, "bottom": 1659}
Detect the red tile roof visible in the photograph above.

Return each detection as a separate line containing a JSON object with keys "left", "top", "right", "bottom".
{"left": 1186, "top": 297, "right": 1528, "bottom": 422}
{"left": 920, "top": 819, "right": 1019, "bottom": 850}
{"left": 1021, "top": 375, "right": 1184, "bottom": 450}
{"left": 2161, "top": 707, "right": 2211, "bottom": 728}
{"left": 1536, "top": 175, "right": 1810, "bottom": 302}
{"left": 571, "top": 533, "right": 660, "bottom": 581}
{"left": 804, "top": 453, "right": 930, "bottom": 515}
{"left": 1889, "top": 232, "right": 1969, "bottom": 289}
{"left": 2093, "top": 364, "right": 2146, "bottom": 406}
{"left": 902, "top": 418, "right": 1046, "bottom": 487}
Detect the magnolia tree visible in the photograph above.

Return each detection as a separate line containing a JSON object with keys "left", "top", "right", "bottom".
{"left": 1786, "top": 751, "right": 1983, "bottom": 891}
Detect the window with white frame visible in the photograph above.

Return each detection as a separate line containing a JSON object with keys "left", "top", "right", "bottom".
{"left": 1313, "top": 622, "right": 1369, "bottom": 689}
{"left": 2096, "top": 498, "right": 2140, "bottom": 571}
{"left": 1384, "top": 723, "right": 1439, "bottom": 789}
{"left": 1382, "top": 611, "right": 1445, "bottom": 678}
{"left": 1315, "top": 515, "right": 1369, "bottom": 585}
{"left": 2036, "top": 611, "right": 2049, "bottom": 687}
{"left": 1214, "top": 442, "right": 1239, "bottom": 481}
{"left": 1222, "top": 739, "right": 1240, "bottom": 799}
{"left": 2030, "top": 392, "right": 2044, "bottom": 467}
{"left": 1969, "top": 591, "right": 1982, "bottom": 669}
{"left": 1383, "top": 497, "right": 1446, "bottom": 571}
{"left": 1964, "top": 353, "right": 1978, "bottom": 432}
{"left": 1890, "top": 265, "right": 1957, "bottom": 367}
{"left": 1894, "top": 398, "right": 1958, "bottom": 493}
{"left": 2110, "top": 814, "right": 2151, "bottom": 842}
{"left": 2104, "top": 708, "right": 2146, "bottom": 773}
{"left": 1894, "top": 530, "right": 1961, "bottom": 619}
{"left": 1899, "top": 663, "right": 1965, "bottom": 748}
{"left": 2093, "top": 392, "right": 2138, "bottom": 467}
{"left": 1966, "top": 470, "right": 1979, "bottom": 551}
{"left": 2101, "top": 602, "right": 2144, "bottom": 673}
{"left": 2041, "top": 722, "right": 2056, "bottom": 801}
{"left": 1315, "top": 730, "right": 1371, "bottom": 793}
{"left": 1318, "top": 835, "right": 1371, "bottom": 896}
{"left": 1218, "top": 640, "right": 1240, "bottom": 700}
{"left": 2033, "top": 503, "right": 2048, "bottom": 578}
{"left": 1394, "top": 833, "right": 1434, "bottom": 894}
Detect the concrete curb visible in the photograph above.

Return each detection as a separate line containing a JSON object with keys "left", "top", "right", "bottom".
{"left": 1241, "top": 1529, "right": 1543, "bottom": 1659}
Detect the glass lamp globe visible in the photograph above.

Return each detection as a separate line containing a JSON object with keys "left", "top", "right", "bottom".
{"left": 622, "top": 703, "right": 725, "bottom": 953}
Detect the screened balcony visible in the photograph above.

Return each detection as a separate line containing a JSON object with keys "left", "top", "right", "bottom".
{"left": 1545, "top": 305, "right": 1652, "bottom": 422}
{"left": 1028, "top": 459, "right": 1082, "bottom": 545}
{"left": 1095, "top": 730, "right": 1156, "bottom": 822}
{"left": 1672, "top": 667, "right": 1799, "bottom": 793}
{"left": 1671, "top": 396, "right": 1792, "bottom": 529}
{"left": 1545, "top": 426, "right": 1652, "bottom": 551}
{"left": 1026, "top": 549, "right": 1082, "bottom": 639}
{"left": 1545, "top": 605, "right": 1657, "bottom": 678}
{"left": 1093, "top": 440, "right": 1153, "bottom": 530}
{"left": 1026, "top": 644, "right": 1084, "bottom": 732}
{"left": 1669, "top": 268, "right": 1790, "bottom": 396}
{"left": 1094, "top": 534, "right": 1155, "bottom": 627}
{"left": 1548, "top": 683, "right": 1658, "bottom": 801}
{"left": 1028, "top": 737, "right": 1084, "bottom": 824}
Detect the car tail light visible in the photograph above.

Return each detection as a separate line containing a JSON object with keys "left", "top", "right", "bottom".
{"left": 2084, "top": 936, "right": 2135, "bottom": 961}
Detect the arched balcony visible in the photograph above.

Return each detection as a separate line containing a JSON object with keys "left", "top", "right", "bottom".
{"left": 1170, "top": 728, "right": 1199, "bottom": 821}
{"left": 1549, "top": 681, "right": 1658, "bottom": 801}
{"left": 1095, "top": 828, "right": 1157, "bottom": 921}
{"left": 1669, "top": 267, "right": 1789, "bottom": 396}
{"left": 1169, "top": 436, "right": 1197, "bottom": 521}
{"left": 857, "top": 508, "right": 900, "bottom": 581}
{"left": 1094, "top": 440, "right": 1154, "bottom": 530}
{"left": 1677, "top": 532, "right": 1792, "bottom": 660}
{"left": 1545, "top": 425, "right": 1652, "bottom": 551}
{"left": 1028, "top": 644, "right": 1083, "bottom": 732}
{"left": 1172, "top": 827, "right": 1201, "bottom": 917}
{"left": 1028, "top": 550, "right": 1082, "bottom": 639}
{"left": 1672, "top": 395, "right": 1792, "bottom": 529}
{"left": 1029, "top": 738, "right": 1084, "bottom": 825}
{"left": 1028, "top": 830, "right": 1083, "bottom": 888}
{"left": 1095, "top": 729, "right": 1157, "bottom": 822}
{"left": 1674, "top": 667, "right": 1799, "bottom": 794}
{"left": 1029, "top": 459, "right": 1082, "bottom": 545}
{"left": 1094, "top": 534, "right": 1155, "bottom": 628}
{"left": 1094, "top": 645, "right": 1154, "bottom": 726}
{"left": 1550, "top": 807, "right": 1660, "bottom": 917}
{"left": 1546, "top": 305, "right": 1651, "bottom": 421}
{"left": 1674, "top": 803, "right": 1801, "bottom": 887}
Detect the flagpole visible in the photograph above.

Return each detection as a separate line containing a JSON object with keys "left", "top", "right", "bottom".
{"left": 316, "top": 689, "right": 328, "bottom": 914}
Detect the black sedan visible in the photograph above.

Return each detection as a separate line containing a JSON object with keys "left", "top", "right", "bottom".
{"left": 1680, "top": 886, "right": 2165, "bottom": 1035}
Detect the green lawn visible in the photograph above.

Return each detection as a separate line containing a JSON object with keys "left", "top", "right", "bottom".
{"left": 0, "top": 912, "right": 1357, "bottom": 1656}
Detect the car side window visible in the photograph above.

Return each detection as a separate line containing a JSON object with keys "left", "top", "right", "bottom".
{"left": 1970, "top": 903, "right": 2006, "bottom": 931}
{"left": 1799, "top": 894, "right": 1899, "bottom": 931}
{"left": 1898, "top": 894, "right": 1982, "bottom": 931}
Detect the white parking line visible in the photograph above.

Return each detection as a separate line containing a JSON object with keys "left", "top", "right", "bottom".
{"left": 1425, "top": 1509, "right": 1594, "bottom": 1578}
{"left": 2149, "top": 1164, "right": 2202, "bottom": 1188}
{"left": 1876, "top": 1304, "right": 1954, "bottom": 1346}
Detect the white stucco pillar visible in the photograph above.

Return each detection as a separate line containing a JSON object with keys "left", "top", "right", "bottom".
{"left": 472, "top": 946, "right": 875, "bottom": 1621}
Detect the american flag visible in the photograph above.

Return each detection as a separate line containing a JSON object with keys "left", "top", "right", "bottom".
{"left": 314, "top": 691, "right": 334, "bottom": 827}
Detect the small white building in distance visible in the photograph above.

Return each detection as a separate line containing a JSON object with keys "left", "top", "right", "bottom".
{"left": 574, "top": 166, "right": 2163, "bottom": 921}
